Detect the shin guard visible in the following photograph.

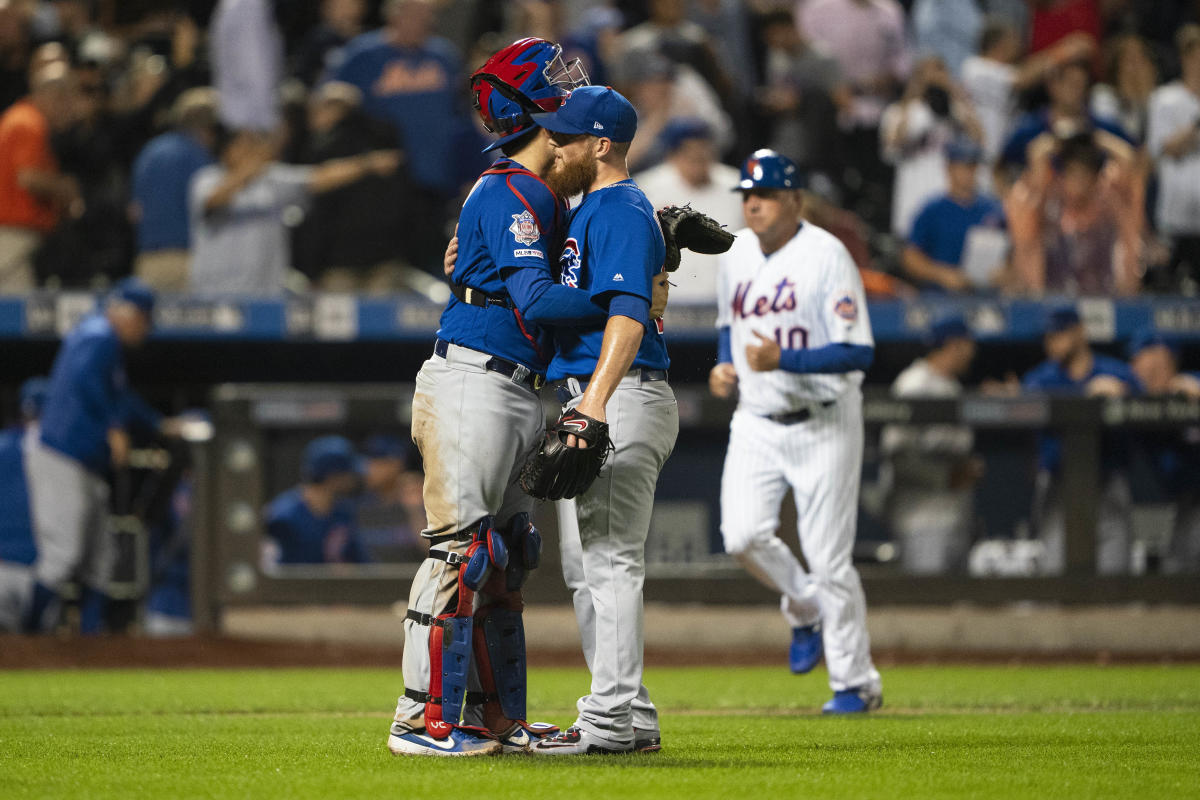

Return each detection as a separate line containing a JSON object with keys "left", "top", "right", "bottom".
{"left": 474, "top": 605, "right": 528, "bottom": 722}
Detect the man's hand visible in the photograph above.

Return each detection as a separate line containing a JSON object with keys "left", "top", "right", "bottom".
{"left": 1168, "top": 373, "right": 1200, "bottom": 398}
{"left": 745, "top": 330, "right": 781, "bottom": 372}
{"left": 443, "top": 224, "right": 459, "bottom": 278}
{"left": 650, "top": 272, "right": 669, "bottom": 319}
{"left": 108, "top": 428, "right": 130, "bottom": 468}
{"left": 364, "top": 149, "right": 402, "bottom": 175}
{"left": 709, "top": 362, "right": 737, "bottom": 398}
{"left": 1085, "top": 374, "right": 1129, "bottom": 397}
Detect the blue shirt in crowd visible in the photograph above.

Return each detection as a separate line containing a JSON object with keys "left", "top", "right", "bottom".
{"left": 131, "top": 131, "right": 214, "bottom": 252}
{"left": 39, "top": 314, "right": 160, "bottom": 474}
{"left": 550, "top": 180, "right": 669, "bottom": 381}
{"left": 264, "top": 488, "right": 369, "bottom": 565}
{"left": 908, "top": 193, "right": 1005, "bottom": 289}
{"left": 0, "top": 427, "right": 36, "bottom": 566}
{"left": 1022, "top": 354, "right": 1141, "bottom": 473}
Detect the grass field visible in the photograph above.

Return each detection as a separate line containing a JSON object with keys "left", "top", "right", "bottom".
{"left": 2, "top": 664, "right": 1199, "bottom": 799}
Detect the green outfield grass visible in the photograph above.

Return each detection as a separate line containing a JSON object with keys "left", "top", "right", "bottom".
{"left": 2, "top": 665, "right": 1199, "bottom": 799}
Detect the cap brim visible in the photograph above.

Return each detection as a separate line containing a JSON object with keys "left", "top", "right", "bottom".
{"left": 529, "top": 110, "right": 593, "bottom": 137}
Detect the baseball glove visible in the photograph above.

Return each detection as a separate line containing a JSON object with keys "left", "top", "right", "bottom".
{"left": 519, "top": 408, "right": 612, "bottom": 501}
{"left": 657, "top": 204, "right": 737, "bottom": 273}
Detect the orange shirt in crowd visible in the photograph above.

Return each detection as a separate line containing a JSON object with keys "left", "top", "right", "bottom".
{"left": 0, "top": 99, "right": 59, "bottom": 232}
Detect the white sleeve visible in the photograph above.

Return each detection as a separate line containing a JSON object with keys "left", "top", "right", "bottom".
{"left": 823, "top": 242, "right": 873, "bottom": 347}
{"left": 1147, "top": 89, "right": 1192, "bottom": 160}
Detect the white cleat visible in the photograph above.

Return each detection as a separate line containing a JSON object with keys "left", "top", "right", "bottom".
{"left": 529, "top": 726, "right": 633, "bottom": 756}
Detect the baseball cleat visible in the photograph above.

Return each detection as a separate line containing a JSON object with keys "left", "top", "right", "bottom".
{"left": 386, "top": 722, "right": 502, "bottom": 757}
{"left": 529, "top": 725, "right": 633, "bottom": 756}
{"left": 496, "top": 720, "right": 560, "bottom": 754}
{"left": 789, "top": 623, "right": 823, "bottom": 674}
{"left": 821, "top": 686, "right": 883, "bottom": 715}
{"left": 633, "top": 728, "right": 662, "bottom": 753}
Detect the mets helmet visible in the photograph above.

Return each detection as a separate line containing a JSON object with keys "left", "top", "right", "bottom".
{"left": 471, "top": 37, "right": 590, "bottom": 153}
{"left": 734, "top": 149, "right": 805, "bottom": 191}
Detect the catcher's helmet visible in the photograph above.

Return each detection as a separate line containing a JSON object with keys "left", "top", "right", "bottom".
{"left": 471, "top": 37, "right": 589, "bottom": 153}
{"left": 734, "top": 149, "right": 805, "bottom": 191}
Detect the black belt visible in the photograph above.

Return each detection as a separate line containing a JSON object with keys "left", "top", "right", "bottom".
{"left": 765, "top": 400, "right": 835, "bottom": 425}
{"left": 555, "top": 369, "right": 669, "bottom": 404}
{"left": 434, "top": 338, "right": 544, "bottom": 391}
{"left": 450, "top": 282, "right": 514, "bottom": 310}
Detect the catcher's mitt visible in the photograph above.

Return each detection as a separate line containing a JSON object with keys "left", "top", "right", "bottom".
{"left": 657, "top": 204, "right": 736, "bottom": 272}
{"left": 519, "top": 408, "right": 612, "bottom": 501}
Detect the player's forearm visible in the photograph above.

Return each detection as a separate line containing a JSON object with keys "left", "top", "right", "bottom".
{"left": 901, "top": 246, "right": 958, "bottom": 286}
{"left": 575, "top": 315, "right": 644, "bottom": 416}
{"left": 778, "top": 343, "right": 874, "bottom": 374}
{"left": 504, "top": 266, "right": 607, "bottom": 325}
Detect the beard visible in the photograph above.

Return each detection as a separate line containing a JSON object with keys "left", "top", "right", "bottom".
{"left": 545, "top": 148, "right": 597, "bottom": 199}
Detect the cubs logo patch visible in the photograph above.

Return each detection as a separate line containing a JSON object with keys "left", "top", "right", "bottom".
{"left": 834, "top": 294, "right": 858, "bottom": 322}
{"left": 509, "top": 209, "right": 540, "bottom": 246}
{"left": 559, "top": 238, "right": 582, "bottom": 287}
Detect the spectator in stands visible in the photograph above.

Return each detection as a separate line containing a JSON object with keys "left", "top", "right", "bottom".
{"left": 799, "top": 0, "right": 911, "bottom": 230}
{"left": 1147, "top": 25, "right": 1200, "bottom": 294}
{"left": 291, "top": 0, "right": 367, "bottom": 87}
{"left": 356, "top": 433, "right": 425, "bottom": 562}
{"left": 0, "top": 377, "right": 46, "bottom": 632}
{"left": 1005, "top": 130, "right": 1144, "bottom": 296}
{"left": 328, "top": 0, "right": 479, "bottom": 269}
{"left": 881, "top": 315, "right": 981, "bottom": 574}
{"left": 129, "top": 87, "right": 218, "bottom": 292}
{"left": 209, "top": 0, "right": 284, "bottom": 132}
{"left": 559, "top": 5, "right": 623, "bottom": 88}
{"left": 633, "top": 118, "right": 743, "bottom": 303}
{"left": 296, "top": 81, "right": 413, "bottom": 294}
{"left": 619, "top": 0, "right": 734, "bottom": 110}
{"left": 24, "top": 280, "right": 172, "bottom": 632}
{"left": 619, "top": 48, "right": 733, "bottom": 173}
{"left": 188, "top": 129, "right": 399, "bottom": 295}
{"left": 881, "top": 56, "right": 984, "bottom": 237}
{"left": 263, "top": 435, "right": 369, "bottom": 567}
{"left": 0, "top": 61, "right": 80, "bottom": 292}
{"left": 755, "top": 10, "right": 847, "bottom": 185}
{"left": 1126, "top": 329, "right": 1200, "bottom": 574}
{"left": 1022, "top": 305, "right": 1138, "bottom": 575}
{"left": 1091, "top": 34, "right": 1157, "bottom": 144}
{"left": 903, "top": 137, "right": 1006, "bottom": 293}
{"left": 910, "top": 0, "right": 984, "bottom": 79}
{"left": 1029, "top": 0, "right": 1102, "bottom": 58}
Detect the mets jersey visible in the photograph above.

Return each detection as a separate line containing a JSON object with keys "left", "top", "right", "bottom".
{"left": 716, "top": 222, "right": 873, "bottom": 414}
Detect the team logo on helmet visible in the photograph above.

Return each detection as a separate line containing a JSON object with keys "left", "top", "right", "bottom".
{"left": 510, "top": 210, "right": 541, "bottom": 245}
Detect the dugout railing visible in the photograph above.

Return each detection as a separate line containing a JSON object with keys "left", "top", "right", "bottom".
{"left": 189, "top": 384, "right": 1200, "bottom": 633}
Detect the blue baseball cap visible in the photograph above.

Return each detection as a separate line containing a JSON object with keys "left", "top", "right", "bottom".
{"left": 734, "top": 148, "right": 805, "bottom": 191}
{"left": 109, "top": 277, "right": 155, "bottom": 317}
{"left": 1045, "top": 305, "right": 1081, "bottom": 333}
{"left": 945, "top": 136, "right": 984, "bottom": 164}
{"left": 660, "top": 117, "right": 712, "bottom": 152}
{"left": 302, "top": 436, "right": 363, "bottom": 483}
{"left": 530, "top": 85, "right": 637, "bottom": 142}
{"left": 929, "top": 315, "right": 972, "bottom": 348}
{"left": 1127, "top": 327, "right": 1179, "bottom": 359}
{"left": 19, "top": 376, "right": 48, "bottom": 420}
{"left": 363, "top": 433, "right": 409, "bottom": 461}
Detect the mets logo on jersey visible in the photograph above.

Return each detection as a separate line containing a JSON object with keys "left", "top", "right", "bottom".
{"left": 559, "top": 237, "right": 582, "bottom": 287}
{"left": 834, "top": 293, "right": 858, "bottom": 322}
{"left": 509, "top": 209, "right": 541, "bottom": 245}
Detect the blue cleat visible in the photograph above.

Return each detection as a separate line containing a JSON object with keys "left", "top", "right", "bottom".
{"left": 822, "top": 686, "right": 883, "bottom": 714}
{"left": 789, "top": 623, "right": 823, "bottom": 674}
{"left": 386, "top": 722, "right": 501, "bottom": 756}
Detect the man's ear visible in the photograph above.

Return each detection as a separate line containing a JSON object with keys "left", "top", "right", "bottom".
{"left": 594, "top": 137, "right": 613, "bottom": 159}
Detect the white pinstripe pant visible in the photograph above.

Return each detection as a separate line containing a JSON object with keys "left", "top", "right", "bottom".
{"left": 719, "top": 393, "right": 880, "bottom": 693}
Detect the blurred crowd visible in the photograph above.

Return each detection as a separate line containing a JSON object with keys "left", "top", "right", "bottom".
{"left": 3, "top": 0, "right": 1200, "bottom": 299}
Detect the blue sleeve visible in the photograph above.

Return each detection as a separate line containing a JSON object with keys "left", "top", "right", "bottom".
{"left": 908, "top": 201, "right": 935, "bottom": 253}
{"left": 493, "top": 173, "right": 561, "bottom": 275}
{"left": 502, "top": 265, "right": 607, "bottom": 326}
{"left": 119, "top": 390, "right": 163, "bottom": 436}
{"left": 608, "top": 293, "right": 650, "bottom": 329}
{"left": 778, "top": 343, "right": 874, "bottom": 374}
{"left": 75, "top": 336, "right": 123, "bottom": 429}
{"left": 1022, "top": 362, "right": 1056, "bottom": 390}
{"left": 718, "top": 326, "right": 732, "bottom": 364}
{"left": 587, "top": 200, "right": 663, "bottom": 303}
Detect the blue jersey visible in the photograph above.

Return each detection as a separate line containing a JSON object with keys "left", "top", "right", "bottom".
{"left": 264, "top": 487, "right": 369, "bottom": 565}
{"left": 438, "top": 159, "right": 568, "bottom": 373}
{"left": 549, "top": 180, "right": 669, "bottom": 381}
{"left": 908, "top": 193, "right": 1004, "bottom": 286}
{"left": 0, "top": 427, "right": 36, "bottom": 566}
{"left": 131, "top": 131, "right": 213, "bottom": 252}
{"left": 1022, "top": 354, "right": 1140, "bottom": 473}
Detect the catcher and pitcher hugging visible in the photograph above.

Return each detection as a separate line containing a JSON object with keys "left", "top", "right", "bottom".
{"left": 388, "top": 36, "right": 882, "bottom": 758}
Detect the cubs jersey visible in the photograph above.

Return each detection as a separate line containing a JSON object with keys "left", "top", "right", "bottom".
{"left": 716, "top": 222, "right": 873, "bottom": 414}
{"left": 438, "top": 158, "right": 567, "bottom": 373}
{"left": 549, "top": 179, "right": 669, "bottom": 381}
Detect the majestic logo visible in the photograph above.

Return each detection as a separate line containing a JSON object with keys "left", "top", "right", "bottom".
{"left": 834, "top": 294, "right": 858, "bottom": 322}
{"left": 509, "top": 210, "right": 540, "bottom": 245}
{"left": 559, "top": 238, "right": 582, "bottom": 287}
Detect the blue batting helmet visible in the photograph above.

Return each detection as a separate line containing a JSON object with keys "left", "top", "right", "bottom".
{"left": 302, "top": 436, "right": 363, "bottom": 483}
{"left": 734, "top": 149, "right": 805, "bottom": 191}
{"left": 471, "top": 37, "right": 590, "bottom": 153}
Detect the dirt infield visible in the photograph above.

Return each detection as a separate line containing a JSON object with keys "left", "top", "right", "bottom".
{"left": 3, "top": 634, "right": 1197, "bottom": 670}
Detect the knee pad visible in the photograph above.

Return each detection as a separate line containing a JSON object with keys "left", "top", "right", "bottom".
{"left": 472, "top": 605, "right": 527, "bottom": 722}
{"left": 500, "top": 513, "right": 542, "bottom": 592}
{"left": 462, "top": 523, "right": 508, "bottom": 592}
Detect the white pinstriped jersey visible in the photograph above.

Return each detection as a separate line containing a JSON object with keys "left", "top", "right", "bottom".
{"left": 716, "top": 222, "right": 873, "bottom": 414}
